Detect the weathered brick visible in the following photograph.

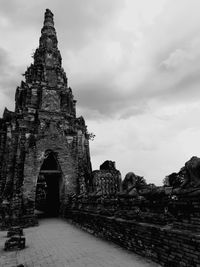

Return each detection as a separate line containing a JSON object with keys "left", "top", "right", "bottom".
{"left": 0, "top": 9, "right": 92, "bottom": 227}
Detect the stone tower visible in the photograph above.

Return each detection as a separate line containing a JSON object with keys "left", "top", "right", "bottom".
{"left": 0, "top": 9, "right": 92, "bottom": 227}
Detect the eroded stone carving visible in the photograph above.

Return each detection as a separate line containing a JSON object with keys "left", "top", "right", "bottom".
{"left": 41, "top": 89, "right": 60, "bottom": 112}
{"left": 122, "top": 172, "right": 147, "bottom": 195}
{"left": 182, "top": 156, "right": 200, "bottom": 188}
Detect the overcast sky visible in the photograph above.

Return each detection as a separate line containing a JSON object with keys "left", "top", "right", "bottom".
{"left": 0, "top": 0, "right": 200, "bottom": 185}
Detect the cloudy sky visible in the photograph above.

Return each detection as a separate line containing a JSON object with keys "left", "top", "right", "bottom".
{"left": 0, "top": 0, "right": 200, "bottom": 185}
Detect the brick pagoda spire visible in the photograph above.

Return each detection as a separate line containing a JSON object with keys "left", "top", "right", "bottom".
{"left": 15, "top": 9, "right": 75, "bottom": 117}
{"left": 0, "top": 9, "right": 92, "bottom": 227}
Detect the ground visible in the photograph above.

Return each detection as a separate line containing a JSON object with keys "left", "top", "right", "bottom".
{"left": 0, "top": 218, "right": 161, "bottom": 267}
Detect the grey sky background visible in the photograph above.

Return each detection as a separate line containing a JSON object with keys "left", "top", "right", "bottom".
{"left": 0, "top": 0, "right": 200, "bottom": 185}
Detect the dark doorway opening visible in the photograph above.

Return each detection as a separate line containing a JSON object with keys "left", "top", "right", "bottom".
{"left": 45, "top": 172, "right": 61, "bottom": 216}
{"left": 35, "top": 150, "right": 62, "bottom": 217}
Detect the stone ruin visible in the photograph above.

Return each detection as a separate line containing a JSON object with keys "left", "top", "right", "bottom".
{"left": 4, "top": 226, "right": 25, "bottom": 251}
{"left": 1, "top": 9, "right": 200, "bottom": 267}
{"left": 0, "top": 9, "right": 92, "bottom": 227}
{"left": 67, "top": 156, "right": 200, "bottom": 266}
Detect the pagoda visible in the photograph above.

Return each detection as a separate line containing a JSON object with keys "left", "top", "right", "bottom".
{"left": 0, "top": 9, "right": 92, "bottom": 227}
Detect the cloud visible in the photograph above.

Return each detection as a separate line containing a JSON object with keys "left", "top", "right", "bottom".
{"left": 0, "top": 0, "right": 124, "bottom": 49}
{"left": 90, "top": 100, "right": 200, "bottom": 184}
{"left": 0, "top": 47, "right": 23, "bottom": 113}
{"left": 0, "top": 0, "right": 200, "bottom": 184}
{"left": 63, "top": 0, "right": 200, "bottom": 121}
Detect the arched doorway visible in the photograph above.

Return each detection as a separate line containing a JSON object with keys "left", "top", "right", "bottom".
{"left": 35, "top": 150, "right": 62, "bottom": 217}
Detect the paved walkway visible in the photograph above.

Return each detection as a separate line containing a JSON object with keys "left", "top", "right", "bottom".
{"left": 0, "top": 218, "right": 160, "bottom": 267}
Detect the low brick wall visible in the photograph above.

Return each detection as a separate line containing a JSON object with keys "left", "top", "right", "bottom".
{"left": 66, "top": 210, "right": 200, "bottom": 267}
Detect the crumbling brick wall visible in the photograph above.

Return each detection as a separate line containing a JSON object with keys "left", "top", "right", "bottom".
{"left": 65, "top": 161, "right": 200, "bottom": 266}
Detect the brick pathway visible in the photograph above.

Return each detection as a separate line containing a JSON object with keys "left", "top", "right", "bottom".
{"left": 0, "top": 218, "right": 160, "bottom": 267}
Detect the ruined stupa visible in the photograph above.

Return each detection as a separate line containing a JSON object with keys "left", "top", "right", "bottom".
{"left": 0, "top": 9, "right": 92, "bottom": 227}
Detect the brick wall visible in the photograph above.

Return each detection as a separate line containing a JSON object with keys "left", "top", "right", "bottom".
{"left": 65, "top": 193, "right": 200, "bottom": 266}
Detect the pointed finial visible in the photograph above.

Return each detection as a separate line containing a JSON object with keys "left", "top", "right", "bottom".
{"left": 44, "top": 8, "right": 54, "bottom": 27}
{"left": 41, "top": 8, "right": 57, "bottom": 38}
